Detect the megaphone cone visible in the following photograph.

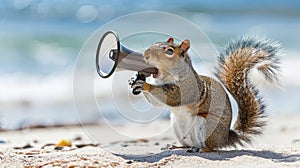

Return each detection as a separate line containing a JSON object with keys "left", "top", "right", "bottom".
{"left": 96, "top": 31, "right": 156, "bottom": 78}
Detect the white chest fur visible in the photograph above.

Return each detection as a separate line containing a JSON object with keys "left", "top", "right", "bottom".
{"left": 170, "top": 107, "right": 206, "bottom": 148}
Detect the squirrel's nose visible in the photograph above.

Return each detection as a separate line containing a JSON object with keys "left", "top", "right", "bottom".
{"left": 144, "top": 54, "right": 150, "bottom": 59}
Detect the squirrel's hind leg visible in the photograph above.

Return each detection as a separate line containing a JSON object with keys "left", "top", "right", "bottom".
{"left": 186, "top": 147, "right": 214, "bottom": 153}
{"left": 201, "top": 147, "right": 215, "bottom": 152}
{"left": 186, "top": 146, "right": 200, "bottom": 153}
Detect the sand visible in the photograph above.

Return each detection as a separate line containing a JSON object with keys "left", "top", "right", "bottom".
{"left": 0, "top": 114, "right": 299, "bottom": 167}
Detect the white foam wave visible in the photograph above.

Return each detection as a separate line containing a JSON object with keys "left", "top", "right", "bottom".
{"left": 280, "top": 53, "right": 300, "bottom": 87}
{"left": 0, "top": 54, "right": 299, "bottom": 105}
{"left": 0, "top": 70, "right": 73, "bottom": 105}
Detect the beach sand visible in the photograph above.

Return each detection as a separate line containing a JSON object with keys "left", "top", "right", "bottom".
{"left": 0, "top": 114, "right": 299, "bottom": 167}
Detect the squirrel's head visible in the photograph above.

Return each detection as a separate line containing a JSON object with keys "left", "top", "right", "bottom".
{"left": 144, "top": 38, "right": 191, "bottom": 81}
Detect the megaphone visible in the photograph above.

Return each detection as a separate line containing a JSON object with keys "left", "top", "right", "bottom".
{"left": 96, "top": 31, "right": 156, "bottom": 78}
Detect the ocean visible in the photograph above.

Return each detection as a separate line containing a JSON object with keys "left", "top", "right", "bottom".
{"left": 0, "top": 1, "right": 300, "bottom": 130}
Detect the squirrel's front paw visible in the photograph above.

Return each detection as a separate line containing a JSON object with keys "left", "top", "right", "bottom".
{"left": 129, "top": 73, "right": 150, "bottom": 95}
{"left": 128, "top": 74, "right": 142, "bottom": 95}
{"left": 131, "top": 79, "right": 145, "bottom": 95}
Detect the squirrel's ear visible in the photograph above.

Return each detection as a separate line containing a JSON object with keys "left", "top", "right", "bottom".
{"left": 167, "top": 38, "right": 174, "bottom": 44}
{"left": 180, "top": 39, "right": 190, "bottom": 52}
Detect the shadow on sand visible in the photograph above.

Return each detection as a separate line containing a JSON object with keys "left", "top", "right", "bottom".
{"left": 114, "top": 149, "right": 300, "bottom": 163}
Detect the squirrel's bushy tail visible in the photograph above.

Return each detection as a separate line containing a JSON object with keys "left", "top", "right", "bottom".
{"left": 216, "top": 36, "right": 281, "bottom": 147}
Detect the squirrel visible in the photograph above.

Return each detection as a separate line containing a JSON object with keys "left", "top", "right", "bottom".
{"left": 129, "top": 36, "right": 281, "bottom": 152}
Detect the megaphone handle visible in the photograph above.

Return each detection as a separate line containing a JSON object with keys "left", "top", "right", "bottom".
{"left": 137, "top": 72, "right": 146, "bottom": 81}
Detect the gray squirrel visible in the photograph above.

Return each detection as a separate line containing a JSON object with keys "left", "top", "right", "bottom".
{"left": 129, "top": 37, "right": 281, "bottom": 152}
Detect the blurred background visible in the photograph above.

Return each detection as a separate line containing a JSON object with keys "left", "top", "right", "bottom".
{"left": 1, "top": 0, "right": 300, "bottom": 130}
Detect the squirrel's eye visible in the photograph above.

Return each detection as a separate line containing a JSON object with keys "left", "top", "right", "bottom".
{"left": 165, "top": 48, "right": 174, "bottom": 55}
